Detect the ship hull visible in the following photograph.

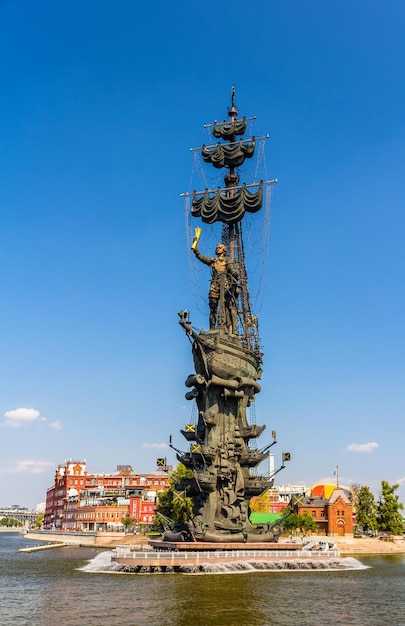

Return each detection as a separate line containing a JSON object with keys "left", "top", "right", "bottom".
{"left": 192, "top": 329, "right": 262, "bottom": 383}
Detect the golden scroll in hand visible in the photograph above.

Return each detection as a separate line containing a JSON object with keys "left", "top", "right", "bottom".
{"left": 191, "top": 227, "right": 202, "bottom": 250}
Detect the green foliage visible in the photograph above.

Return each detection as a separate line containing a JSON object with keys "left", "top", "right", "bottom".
{"left": 282, "top": 510, "right": 300, "bottom": 536}
{"left": 155, "top": 463, "right": 194, "bottom": 531}
{"left": 122, "top": 516, "right": 134, "bottom": 533}
{"left": 298, "top": 511, "right": 319, "bottom": 536}
{"left": 35, "top": 513, "right": 45, "bottom": 528}
{"left": 0, "top": 517, "right": 23, "bottom": 527}
{"left": 167, "top": 463, "right": 194, "bottom": 488}
{"left": 281, "top": 509, "right": 318, "bottom": 536}
{"left": 356, "top": 486, "right": 378, "bottom": 534}
{"left": 377, "top": 480, "right": 404, "bottom": 535}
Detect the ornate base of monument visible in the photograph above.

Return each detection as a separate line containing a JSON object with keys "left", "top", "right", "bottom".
{"left": 148, "top": 539, "right": 303, "bottom": 551}
{"left": 110, "top": 540, "right": 342, "bottom": 574}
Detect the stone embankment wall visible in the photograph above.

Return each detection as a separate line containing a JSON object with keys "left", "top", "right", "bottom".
{"left": 24, "top": 530, "right": 147, "bottom": 548}
{"left": 25, "top": 530, "right": 97, "bottom": 545}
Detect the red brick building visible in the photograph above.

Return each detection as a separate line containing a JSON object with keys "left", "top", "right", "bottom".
{"left": 129, "top": 497, "right": 156, "bottom": 527}
{"left": 44, "top": 461, "right": 169, "bottom": 531}
{"left": 44, "top": 460, "right": 87, "bottom": 529}
{"left": 291, "top": 488, "right": 354, "bottom": 536}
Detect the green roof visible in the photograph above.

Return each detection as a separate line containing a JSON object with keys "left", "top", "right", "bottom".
{"left": 250, "top": 512, "right": 283, "bottom": 525}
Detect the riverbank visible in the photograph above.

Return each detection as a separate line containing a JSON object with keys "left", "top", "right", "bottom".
{"left": 333, "top": 535, "right": 405, "bottom": 555}
{"left": 24, "top": 529, "right": 154, "bottom": 548}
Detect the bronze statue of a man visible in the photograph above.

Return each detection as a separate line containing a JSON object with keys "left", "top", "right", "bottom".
{"left": 192, "top": 240, "right": 239, "bottom": 333}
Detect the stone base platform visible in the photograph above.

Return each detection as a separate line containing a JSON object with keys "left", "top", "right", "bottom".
{"left": 111, "top": 542, "right": 341, "bottom": 573}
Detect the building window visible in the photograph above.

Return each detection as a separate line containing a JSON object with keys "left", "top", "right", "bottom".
{"left": 312, "top": 511, "right": 316, "bottom": 518}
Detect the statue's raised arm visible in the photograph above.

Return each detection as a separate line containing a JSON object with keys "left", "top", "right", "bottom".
{"left": 192, "top": 230, "right": 239, "bottom": 334}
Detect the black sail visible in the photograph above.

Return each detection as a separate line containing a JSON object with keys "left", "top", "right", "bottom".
{"left": 212, "top": 117, "right": 247, "bottom": 139}
{"left": 202, "top": 138, "right": 256, "bottom": 169}
{"left": 191, "top": 182, "right": 263, "bottom": 224}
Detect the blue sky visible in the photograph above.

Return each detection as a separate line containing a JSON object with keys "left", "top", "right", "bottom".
{"left": 1, "top": 0, "right": 404, "bottom": 509}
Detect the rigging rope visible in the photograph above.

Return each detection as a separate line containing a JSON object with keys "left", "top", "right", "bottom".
{"left": 184, "top": 122, "right": 274, "bottom": 325}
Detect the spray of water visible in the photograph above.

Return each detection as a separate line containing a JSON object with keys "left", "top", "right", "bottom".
{"left": 78, "top": 551, "right": 368, "bottom": 575}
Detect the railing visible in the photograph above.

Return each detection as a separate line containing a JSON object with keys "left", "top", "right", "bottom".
{"left": 112, "top": 547, "right": 340, "bottom": 560}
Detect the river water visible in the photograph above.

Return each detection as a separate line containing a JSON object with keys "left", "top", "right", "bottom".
{"left": 1, "top": 532, "right": 404, "bottom": 626}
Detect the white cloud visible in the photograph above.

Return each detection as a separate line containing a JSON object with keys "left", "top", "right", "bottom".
{"left": 0, "top": 460, "right": 54, "bottom": 475}
{"left": 3, "top": 407, "right": 42, "bottom": 427}
{"left": 344, "top": 442, "right": 379, "bottom": 453}
{"left": 142, "top": 442, "right": 169, "bottom": 449}
{"left": 49, "top": 420, "right": 62, "bottom": 430}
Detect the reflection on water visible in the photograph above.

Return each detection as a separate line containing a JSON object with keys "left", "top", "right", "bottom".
{"left": 1, "top": 533, "right": 404, "bottom": 626}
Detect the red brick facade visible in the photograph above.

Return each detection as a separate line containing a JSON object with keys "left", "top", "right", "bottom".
{"left": 292, "top": 488, "right": 354, "bottom": 536}
{"left": 44, "top": 461, "right": 87, "bottom": 530}
{"left": 44, "top": 461, "right": 169, "bottom": 531}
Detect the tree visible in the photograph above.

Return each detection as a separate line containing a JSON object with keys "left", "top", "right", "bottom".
{"left": 122, "top": 516, "right": 134, "bottom": 534}
{"left": 35, "top": 513, "right": 45, "bottom": 528}
{"left": 282, "top": 511, "right": 301, "bottom": 537}
{"left": 356, "top": 486, "right": 378, "bottom": 535}
{"left": 377, "top": 480, "right": 404, "bottom": 535}
{"left": 298, "top": 511, "right": 319, "bottom": 536}
{"left": 0, "top": 517, "right": 22, "bottom": 527}
{"left": 281, "top": 510, "right": 319, "bottom": 537}
{"left": 350, "top": 483, "right": 362, "bottom": 507}
{"left": 155, "top": 463, "right": 194, "bottom": 531}
{"left": 350, "top": 483, "right": 362, "bottom": 495}
{"left": 250, "top": 492, "right": 269, "bottom": 513}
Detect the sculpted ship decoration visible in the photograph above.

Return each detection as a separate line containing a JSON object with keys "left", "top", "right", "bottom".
{"left": 167, "top": 89, "right": 289, "bottom": 543}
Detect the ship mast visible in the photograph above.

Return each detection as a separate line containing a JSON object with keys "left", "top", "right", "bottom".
{"left": 222, "top": 87, "right": 259, "bottom": 352}
{"left": 184, "top": 87, "right": 275, "bottom": 353}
